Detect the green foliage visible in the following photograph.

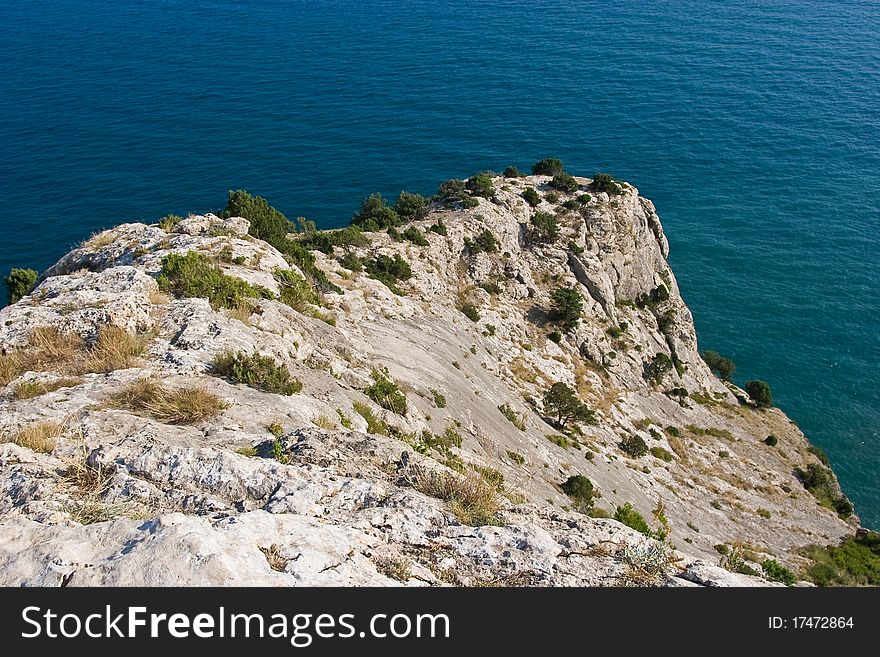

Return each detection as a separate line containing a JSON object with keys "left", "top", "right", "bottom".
{"left": 548, "top": 331, "right": 562, "bottom": 344}
{"left": 364, "top": 253, "right": 412, "bottom": 294}
{"left": 210, "top": 350, "right": 302, "bottom": 395}
{"left": 428, "top": 220, "right": 448, "bottom": 236}
{"left": 4, "top": 268, "right": 38, "bottom": 305}
{"left": 549, "top": 172, "right": 579, "bottom": 193}
{"left": 464, "top": 228, "right": 499, "bottom": 254}
{"left": 795, "top": 463, "right": 853, "bottom": 517}
{"left": 436, "top": 179, "right": 479, "bottom": 209}
{"left": 763, "top": 559, "right": 796, "bottom": 584}
{"left": 701, "top": 349, "right": 736, "bottom": 380}
{"left": 542, "top": 382, "right": 596, "bottom": 428}
{"left": 532, "top": 158, "right": 564, "bottom": 176}
{"left": 550, "top": 287, "right": 583, "bottom": 330}
{"left": 522, "top": 187, "right": 541, "bottom": 207}
{"left": 364, "top": 368, "right": 408, "bottom": 415}
{"left": 479, "top": 281, "right": 502, "bottom": 295}
{"left": 800, "top": 531, "right": 880, "bottom": 586}
{"left": 466, "top": 172, "right": 495, "bottom": 198}
{"left": 531, "top": 211, "right": 560, "bottom": 242}
{"left": 158, "top": 214, "right": 182, "bottom": 231}
{"left": 745, "top": 380, "right": 773, "bottom": 408}
{"left": 431, "top": 389, "right": 447, "bottom": 408}
{"left": 460, "top": 302, "right": 481, "bottom": 322}
{"left": 350, "top": 193, "right": 400, "bottom": 231}
{"left": 498, "top": 403, "right": 526, "bottom": 431}
{"left": 394, "top": 191, "right": 429, "bottom": 220}
{"left": 503, "top": 165, "right": 523, "bottom": 178}
{"left": 338, "top": 252, "right": 363, "bottom": 272}
{"left": 656, "top": 311, "right": 676, "bottom": 335}
{"left": 275, "top": 268, "right": 318, "bottom": 310}
{"left": 590, "top": 172, "right": 622, "bottom": 195}
{"left": 157, "top": 251, "right": 272, "bottom": 310}
{"left": 764, "top": 434, "right": 778, "bottom": 447}
{"left": 614, "top": 503, "right": 652, "bottom": 537}
{"left": 809, "top": 445, "right": 830, "bottom": 466}
{"left": 402, "top": 226, "right": 429, "bottom": 246}
{"left": 620, "top": 434, "right": 648, "bottom": 458}
{"left": 352, "top": 401, "right": 388, "bottom": 436}
{"left": 267, "top": 422, "right": 284, "bottom": 439}
{"left": 649, "top": 446, "right": 674, "bottom": 462}
{"left": 561, "top": 474, "right": 595, "bottom": 511}
{"left": 646, "top": 352, "right": 674, "bottom": 384}
{"left": 506, "top": 450, "right": 526, "bottom": 465}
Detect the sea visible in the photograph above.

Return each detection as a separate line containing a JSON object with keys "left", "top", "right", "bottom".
{"left": 1, "top": 0, "right": 878, "bottom": 528}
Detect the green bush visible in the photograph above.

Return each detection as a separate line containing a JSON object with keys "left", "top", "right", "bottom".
{"left": 402, "top": 226, "right": 429, "bottom": 246}
{"left": 614, "top": 503, "right": 652, "bottom": 536}
{"left": 460, "top": 302, "right": 480, "bottom": 322}
{"left": 431, "top": 389, "right": 447, "bottom": 408}
{"left": 649, "top": 446, "right": 674, "bottom": 462}
{"left": 548, "top": 331, "right": 562, "bottom": 344}
{"left": 531, "top": 211, "right": 560, "bottom": 242}
{"left": 479, "top": 281, "right": 502, "bottom": 295}
{"left": 364, "top": 368, "right": 407, "bottom": 415}
{"left": 522, "top": 187, "right": 541, "bottom": 207}
{"left": 338, "top": 252, "right": 363, "bottom": 272}
{"left": 795, "top": 463, "right": 853, "bottom": 518}
{"left": 353, "top": 401, "right": 389, "bottom": 436}
{"left": 436, "top": 179, "right": 479, "bottom": 209}
{"left": 620, "top": 434, "right": 648, "bottom": 458}
{"left": 498, "top": 403, "right": 526, "bottom": 431}
{"left": 466, "top": 172, "right": 495, "bottom": 199}
{"left": 549, "top": 172, "right": 579, "bottom": 193}
{"left": 701, "top": 350, "right": 736, "bottom": 380}
{"left": 800, "top": 531, "right": 880, "bottom": 586}
{"left": 394, "top": 191, "right": 429, "bottom": 220}
{"left": 210, "top": 350, "right": 302, "bottom": 395}
{"left": 464, "top": 228, "right": 499, "bottom": 254}
{"left": 4, "top": 268, "right": 38, "bottom": 305}
{"left": 275, "top": 269, "right": 318, "bottom": 310}
{"left": 503, "top": 165, "right": 523, "bottom": 178}
{"left": 764, "top": 434, "right": 778, "bottom": 447}
{"left": 157, "top": 251, "right": 272, "bottom": 310}
{"left": 158, "top": 214, "right": 182, "bottom": 231}
{"left": 745, "top": 380, "right": 773, "bottom": 408}
{"left": 590, "top": 172, "right": 622, "bottom": 195}
{"left": 646, "top": 353, "right": 674, "bottom": 384}
{"left": 351, "top": 193, "right": 400, "bottom": 231}
{"left": 561, "top": 474, "right": 595, "bottom": 511}
{"left": 428, "top": 220, "right": 448, "bottom": 236}
{"left": 365, "top": 253, "right": 412, "bottom": 294}
{"left": 543, "top": 382, "right": 596, "bottom": 429}
{"left": 551, "top": 287, "right": 583, "bottom": 330}
{"left": 532, "top": 158, "right": 564, "bottom": 176}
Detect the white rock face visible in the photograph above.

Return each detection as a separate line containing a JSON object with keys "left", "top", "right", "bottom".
{"left": 0, "top": 176, "right": 855, "bottom": 587}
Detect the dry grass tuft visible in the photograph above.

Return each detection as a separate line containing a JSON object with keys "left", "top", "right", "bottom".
{"left": 313, "top": 414, "right": 337, "bottom": 430}
{"left": 404, "top": 465, "right": 502, "bottom": 526}
{"left": 11, "top": 377, "right": 82, "bottom": 400}
{"left": 107, "top": 378, "right": 228, "bottom": 424}
{"left": 6, "top": 420, "right": 64, "bottom": 453}
{"left": 259, "top": 544, "right": 288, "bottom": 572}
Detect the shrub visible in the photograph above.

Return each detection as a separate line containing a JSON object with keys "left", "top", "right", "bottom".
{"left": 7, "top": 421, "right": 63, "bottom": 453}
{"left": 531, "top": 211, "right": 559, "bottom": 242}
{"left": 402, "top": 226, "right": 429, "bottom": 246}
{"left": 338, "top": 252, "right": 363, "bottom": 272}
{"left": 502, "top": 165, "right": 523, "bottom": 178}
{"left": 436, "top": 179, "right": 479, "bottom": 209}
{"left": 809, "top": 445, "right": 830, "bottom": 466}
{"left": 506, "top": 450, "right": 526, "bottom": 465}
{"left": 646, "top": 353, "right": 674, "bottom": 384}
{"left": 764, "top": 435, "right": 778, "bottom": 447}
{"left": 275, "top": 269, "right": 318, "bottom": 310}
{"left": 210, "top": 350, "right": 302, "bottom": 395}
{"left": 745, "top": 380, "right": 773, "bottom": 408}
{"left": 551, "top": 287, "right": 583, "bottom": 330}
{"left": 460, "top": 302, "right": 481, "bottom": 322}
{"left": 620, "top": 434, "right": 648, "bottom": 458}
{"left": 4, "top": 268, "right": 38, "bottom": 305}
{"left": 394, "top": 191, "right": 428, "bottom": 220}
{"left": 614, "top": 503, "right": 652, "bottom": 536}
{"left": 761, "top": 559, "right": 796, "bottom": 585}
{"left": 795, "top": 462, "right": 853, "bottom": 518}
{"left": 365, "top": 253, "right": 412, "bottom": 294}
{"left": 561, "top": 474, "right": 594, "bottom": 511}
{"left": 548, "top": 331, "right": 562, "bottom": 344}
{"left": 532, "top": 158, "right": 564, "bottom": 176}
{"left": 464, "top": 228, "right": 498, "bottom": 254}
{"left": 158, "top": 214, "right": 182, "bottom": 231}
{"left": 364, "top": 368, "right": 407, "bottom": 415}
{"left": 107, "top": 378, "right": 228, "bottom": 424}
{"left": 590, "top": 172, "right": 622, "bottom": 195}
{"left": 800, "top": 531, "right": 880, "bottom": 586}
{"left": 549, "top": 172, "right": 578, "bottom": 193}
{"left": 522, "top": 187, "right": 541, "bottom": 207}
{"left": 428, "top": 220, "right": 448, "bottom": 236}
{"left": 431, "top": 389, "right": 447, "bottom": 408}
{"left": 479, "top": 281, "right": 502, "bottom": 295}
{"left": 157, "top": 251, "right": 272, "bottom": 311}
{"left": 656, "top": 311, "right": 676, "bottom": 334}
{"left": 498, "top": 403, "right": 526, "bottom": 431}
{"left": 466, "top": 172, "right": 495, "bottom": 198}
{"left": 405, "top": 467, "right": 501, "bottom": 526}
{"left": 352, "top": 401, "right": 388, "bottom": 436}
{"left": 543, "top": 382, "right": 595, "bottom": 428}
{"left": 649, "top": 446, "right": 674, "bottom": 462}
{"left": 351, "top": 193, "right": 400, "bottom": 231}
{"left": 701, "top": 350, "right": 736, "bottom": 380}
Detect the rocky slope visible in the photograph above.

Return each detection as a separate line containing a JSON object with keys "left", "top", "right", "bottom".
{"left": 0, "top": 171, "right": 857, "bottom": 586}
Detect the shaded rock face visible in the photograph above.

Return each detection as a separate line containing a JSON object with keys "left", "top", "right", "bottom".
{"left": 0, "top": 173, "right": 854, "bottom": 587}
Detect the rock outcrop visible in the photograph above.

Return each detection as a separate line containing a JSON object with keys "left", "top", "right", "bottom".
{"left": 0, "top": 173, "right": 856, "bottom": 586}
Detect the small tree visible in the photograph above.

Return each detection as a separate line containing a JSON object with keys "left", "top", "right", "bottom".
{"left": 394, "top": 191, "right": 428, "bottom": 220}
{"left": 351, "top": 193, "right": 400, "bottom": 231}
{"left": 543, "top": 382, "right": 596, "bottom": 429}
{"left": 466, "top": 172, "right": 494, "bottom": 199}
{"left": 522, "top": 187, "right": 541, "bottom": 207}
{"left": 591, "top": 172, "right": 622, "bottom": 195}
{"left": 561, "top": 474, "right": 595, "bottom": 511}
{"left": 549, "top": 172, "right": 579, "bottom": 193}
{"left": 531, "top": 211, "right": 559, "bottom": 242}
{"left": 551, "top": 287, "right": 583, "bottom": 330}
{"left": 4, "top": 268, "right": 38, "bottom": 305}
{"left": 532, "top": 158, "right": 564, "bottom": 176}
{"left": 745, "top": 380, "right": 773, "bottom": 408}
{"left": 701, "top": 350, "right": 736, "bottom": 380}
{"left": 503, "top": 165, "right": 523, "bottom": 178}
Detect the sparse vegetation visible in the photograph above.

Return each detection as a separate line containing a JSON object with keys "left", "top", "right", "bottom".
{"left": 364, "top": 368, "right": 407, "bottom": 415}
{"left": 646, "top": 352, "right": 674, "bottom": 384}
{"left": 542, "top": 382, "right": 595, "bottom": 429}
{"left": 794, "top": 462, "right": 853, "bottom": 518}
{"left": 459, "top": 302, "right": 481, "bottom": 322}
{"left": 549, "top": 172, "right": 578, "bottom": 193}
{"left": 158, "top": 214, "right": 182, "bottom": 231}
{"left": 800, "top": 531, "right": 880, "bottom": 586}
{"left": 352, "top": 401, "right": 388, "bottom": 436}
{"left": 6, "top": 420, "right": 63, "bottom": 453}
{"left": 506, "top": 450, "right": 526, "bottom": 465}
{"left": 431, "top": 389, "right": 447, "bottom": 408}
{"left": 498, "top": 403, "right": 526, "bottom": 431}
{"left": 531, "top": 211, "right": 559, "bottom": 242}
{"left": 466, "top": 172, "right": 495, "bottom": 199}
{"left": 649, "top": 446, "right": 674, "bottom": 462}
{"left": 210, "top": 350, "right": 302, "bottom": 395}
{"left": 428, "top": 219, "right": 448, "bottom": 236}
{"left": 761, "top": 559, "right": 796, "bottom": 585}
{"left": 11, "top": 377, "right": 82, "bottom": 400}
{"left": 158, "top": 251, "right": 272, "bottom": 311}
{"left": 620, "top": 434, "right": 648, "bottom": 458}
{"left": 522, "top": 187, "right": 541, "bottom": 207}
{"left": 550, "top": 287, "right": 583, "bottom": 330}
{"left": 4, "top": 267, "right": 39, "bottom": 305}
{"left": 613, "top": 503, "right": 652, "bottom": 537}
{"left": 364, "top": 253, "right": 412, "bottom": 294}
{"left": 435, "top": 179, "right": 479, "bottom": 209}
{"left": 107, "top": 378, "right": 227, "bottom": 424}
{"left": 275, "top": 268, "right": 318, "bottom": 310}
{"left": 405, "top": 466, "right": 501, "bottom": 526}
{"left": 402, "top": 226, "right": 429, "bottom": 246}
{"left": 464, "top": 229, "right": 498, "bottom": 254}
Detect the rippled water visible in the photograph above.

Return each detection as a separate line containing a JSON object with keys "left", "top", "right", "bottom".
{"left": 1, "top": 0, "right": 878, "bottom": 527}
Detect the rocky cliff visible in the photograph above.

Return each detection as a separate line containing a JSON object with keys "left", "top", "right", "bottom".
{"left": 0, "top": 170, "right": 857, "bottom": 586}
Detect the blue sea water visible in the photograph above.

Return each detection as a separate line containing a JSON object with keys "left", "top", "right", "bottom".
{"left": 1, "top": 1, "right": 878, "bottom": 527}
